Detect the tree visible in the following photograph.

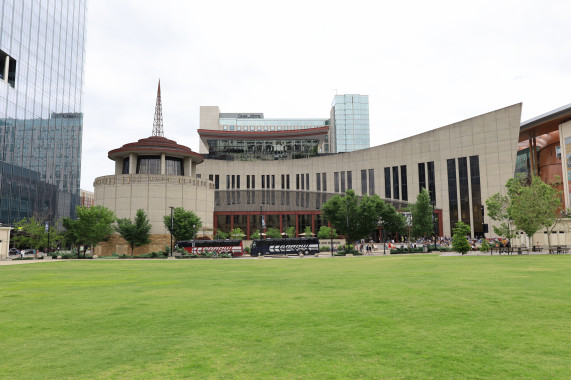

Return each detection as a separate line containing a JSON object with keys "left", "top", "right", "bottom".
{"left": 163, "top": 207, "right": 202, "bottom": 242}
{"left": 12, "top": 217, "right": 62, "bottom": 256}
{"left": 485, "top": 192, "right": 515, "bottom": 239}
{"left": 285, "top": 226, "right": 296, "bottom": 238}
{"left": 379, "top": 203, "right": 406, "bottom": 239}
{"left": 317, "top": 226, "right": 338, "bottom": 239}
{"left": 115, "top": 209, "right": 152, "bottom": 256}
{"left": 452, "top": 221, "right": 471, "bottom": 255}
{"left": 62, "top": 217, "right": 87, "bottom": 256}
{"left": 250, "top": 229, "right": 261, "bottom": 239}
{"left": 321, "top": 189, "right": 385, "bottom": 244}
{"left": 509, "top": 175, "right": 562, "bottom": 250}
{"left": 215, "top": 230, "right": 229, "bottom": 240}
{"left": 266, "top": 228, "right": 282, "bottom": 239}
{"left": 229, "top": 228, "right": 245, "bottom": 239}
{"left": 303, "top": 226, "right": 313, "bottom": 236}
{"left": 411, "top": 188, "right": 433, "bottom": 238}
{"left": 63, "top": 206, "right": 116, "bottom": 257}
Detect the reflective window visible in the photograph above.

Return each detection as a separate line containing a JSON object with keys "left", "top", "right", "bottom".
{"left": 458, "top": 157, "right": 470, "bottom": 226}
{"left": 400, "top": 165, "right": 408, "bottom": 201}
{"left": 368, "top": 169, "right": 375, "bottom": 195}
{"left": 137, "top": 156, "right": 161, "bottom": 174}
{"left": 384, "top": 168, "right": 391, "bottom": 198}
{"left": 362, "top": 169, "right": 368, "bottom": 195}
{"left": 447, "top": 159, "right": 458, "bottom": 232}
{"left": 392, "top": 166, "right": 399, "bottom": 199}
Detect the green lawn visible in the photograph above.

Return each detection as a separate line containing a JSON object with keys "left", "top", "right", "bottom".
{"left": 1, "top": 256, "right": 569, "bottom": 379}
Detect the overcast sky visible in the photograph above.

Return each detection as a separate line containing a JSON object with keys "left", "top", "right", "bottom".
{"left": 81, "top": 0, "right": 571, "bottom": 190}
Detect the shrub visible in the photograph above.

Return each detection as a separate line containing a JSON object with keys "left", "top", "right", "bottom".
{"left": 244, "top": 246, "right": 251, "bottom": 254}
{"left": 479, "top": 239, "right": 490, "bottom": 252}
{"left": 320, "top": 245, "right": 330, "bottom": 252}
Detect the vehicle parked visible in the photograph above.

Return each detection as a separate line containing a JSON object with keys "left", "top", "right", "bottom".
{"left": 250, "top": 237, "right": 319, "bottom": 257}
{"left": 176, "top": 239, "right": 244, "bottom": 257}
{"left": 8, "top": 248, "right": 19, "bottom": 256}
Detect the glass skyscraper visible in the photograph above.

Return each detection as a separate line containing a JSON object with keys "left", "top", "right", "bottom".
{"left": 0, "top": 1, "right": 87, "bottom": 224}
{"left": 330, "top": 94, "right": 370, "bottom": 153}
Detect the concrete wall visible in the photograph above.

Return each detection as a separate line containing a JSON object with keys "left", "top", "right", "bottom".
{"left": 196, "top": 104, "right": 523, "bottom": 238}
{"left": 0, "top": 227, "right": 11, "bottom": 259}
{"left": 93, "top": 174, "right": 215, "bottom": 254}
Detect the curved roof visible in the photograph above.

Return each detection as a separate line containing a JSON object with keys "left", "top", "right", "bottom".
{"left": 108, "top": 136, "right": 203, "bottom": 164}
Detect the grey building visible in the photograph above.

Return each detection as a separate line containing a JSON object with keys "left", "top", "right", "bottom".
{"left": 0, "top": 1, "right": 87, "bottom": 224}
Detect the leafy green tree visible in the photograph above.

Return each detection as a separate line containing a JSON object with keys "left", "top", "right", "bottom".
{"left": 486, "top": 192, "right": 516, "bottom": 239}
{"left": 379, "top": 203, "right": 406, "bottom": 239}
{"left": 411, "top": 188, "right": 433, "bottom": 238}
{"left": 317, "top": 226, "right": 338, "bottom": 239}
{"left": 115, "top": 209, "right": 152, "bottom": 256}
{"left": 63, "top": 206, "right": 116, "bottom": 257}
{"left": 509, "top": 175, "right": 562, "bottom": 249}
{"left": 266, "top": 228, "right": 282, "bottom": 238}
{"left": 163, "top": 207, "right": 202, "bottom": 242}
{"left": 452, "top": 221, "right": 471, "bottom": 255}
{"left": 250, "top": 229, "right": 261, "bottom": 239}
{"left": 285, "top": 226, "right": 296, "bottom": 238}
{"left": 215, "top": 230, "right": 229, "bottom": 240}
{"left": 229, "top": 228, "right": 245, "bottom": 239}
{"left": 322, "top": 189, "right": 385, "bottom": 244}
{"left": 303, "top": 226, "right": 313, "bottom": 236}
{"left": 12, "top": 217, "right": 62, "bottom": 255}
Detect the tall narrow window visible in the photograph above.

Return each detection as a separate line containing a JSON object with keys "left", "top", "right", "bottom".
{"left": 286, "top": 175, "right": 290, "bottom": 189}
{"left": 301, "top": 174, "right": 305, "bottom": 190}
{"left": 281, "top": 175, "right": 285, "bottom": 189}
{"left": 470, "top": 156, "right": 483, "bottom": 236}
{"left": 296, "top": 174, "right": 300, "bottom": 189}
{"left": 271, "top": 175, "right": 275, "bottom": 189}
{"left": 252, "top": 175, "right": 255, "bottom": 189}
{"left": 122, "top": 157, "right": 130, "bottom": 174}
{"left": 392, "top": 166, "right": 399, "bottom": 199}
{"left": 418, "top": 162, "right": 426, "bottom": 194}
{"left": 237, "top": 175, "right": 240, "bottom": 189}
{"left": 361, "top": 169, "right": 367, "bottom": 195}
{"left": 384, "top": 167, "right": 391, "bottom": 198}
{"left": 347, "top": 171, "right": 352, "bottom": 190}
{"left": 341, "top": 171, "right": 346, "bottom": 192}
{"left": 231, "top": 175, "right": 235, "bottom": 189}
{"left": 334, "top": 172, "right": 339, "bottom": 192}
{"left": 447, "top": 159, "right": 458, "bottom": 233}
{"left": 316, "top": 173, "right": 321, "bottom": 191}
{"left": 400, "top": 165, "right": 408, "bottom": 201}
{"left": 427, "top": 161, "right": 436, "bottom": 204}
{"left": 215, "top": 175, "right": 220, "bottom": 189}
{"left": 226, "top": 175, "right": 231, "bottom": 189}
{"left": 306, "top": 174, "right": 309, "bottom": 190}
{"left": 247, "top": 175, "right": 251, "bottom": 189}
{"left": 368, "top": 169, "right": 375, "bottom": 195}
{"left": 322, "top": 173, "right": 327, "bottom": 192}
{"left": 458, "top": 157, "right": 470, "bottom": 226}
{"left": 262, "top": 175, "right": 266, "bottom": 189}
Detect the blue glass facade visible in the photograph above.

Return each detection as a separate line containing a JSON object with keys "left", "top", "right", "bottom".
{"left": 331, "top": 94, "right": 370, "bottom": 153}
{"left": 0, "top": 1, "right": 87, "bottom": 224}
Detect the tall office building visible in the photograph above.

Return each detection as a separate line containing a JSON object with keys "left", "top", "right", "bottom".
{"left": 330, "top": 94, "right": 370, "bottom": 153}
{"left": 0, "top": 1, "right": 87, "bottom": 224}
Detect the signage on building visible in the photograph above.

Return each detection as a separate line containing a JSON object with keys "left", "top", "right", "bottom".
{"left": 238, "top": 114, "right": 263, "bottom": 119}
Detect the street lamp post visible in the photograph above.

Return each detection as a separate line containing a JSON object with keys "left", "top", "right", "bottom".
{"left": 192, "top": 224, "right": 196, "bottom": 251}
{"left": 432, "top": 200, "right": 437, "bottom": 251}
{"left": 169, "top": 206, "right": 174, "bottom": 256}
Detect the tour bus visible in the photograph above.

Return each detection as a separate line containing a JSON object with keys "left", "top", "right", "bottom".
{"left": 250, "top": 237, "right": 319, "bottom": 257}
{"left": 176, "top": 239, "right": 244, "bottom": 257}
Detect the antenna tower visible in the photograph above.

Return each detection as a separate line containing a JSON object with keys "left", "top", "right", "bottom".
{"left": 152, "top": 80, "right": 164, "bottom": 137}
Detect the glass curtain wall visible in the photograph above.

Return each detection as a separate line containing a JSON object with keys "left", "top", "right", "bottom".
{"left": 0, "top": 1, "right": 87, "bottom": 224}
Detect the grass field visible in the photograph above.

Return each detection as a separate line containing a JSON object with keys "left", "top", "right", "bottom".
{"left": 1, "top": 255, "right": 569, "bottom": 379}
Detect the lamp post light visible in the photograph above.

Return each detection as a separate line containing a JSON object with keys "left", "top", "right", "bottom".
{"left": 431, "top": 200, "right": 437, "bottom": 251}
{"left": 192, "top": 224, "right": 196, "bottom": 251}
{"left": 330, "top": 224, "right": 333, "bottom": 256}
{"left": 45, "top": 221, "right": 50, "bottom": 257}
{"left": 169, "top": 206, "right": 174, "bottom": 257}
